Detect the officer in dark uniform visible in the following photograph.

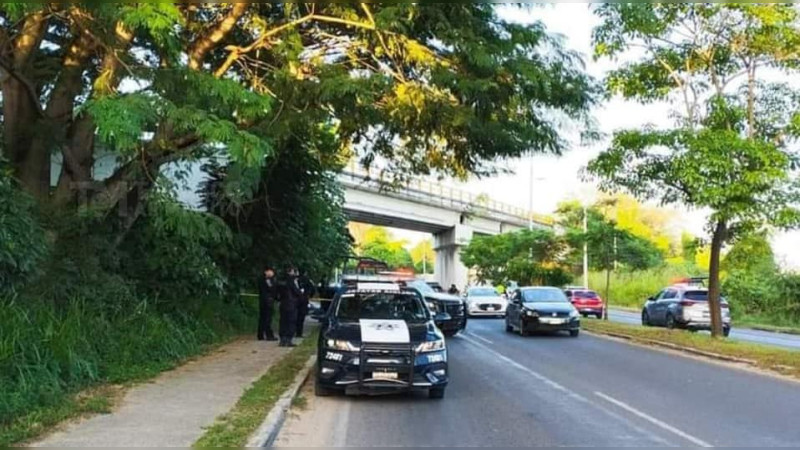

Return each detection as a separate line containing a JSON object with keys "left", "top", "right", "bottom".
{"left": 257, "top": 267, "right": 278, "bottom": 341}
{"left": 279, "top": 266, "right": 304, "bottom": 347}
{"left": 296, "top": 269, "right": 316, "bottom": 338}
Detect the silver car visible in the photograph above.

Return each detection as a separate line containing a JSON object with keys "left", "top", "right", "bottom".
{"left": 641, "top": 286, "right": 731, "bottom": 337}
{"left": 465, "top": 287, "right": 508, "bottom": 317}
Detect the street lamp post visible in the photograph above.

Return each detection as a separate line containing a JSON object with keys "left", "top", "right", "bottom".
{"left": 583, "top": 204, "right": 589, "bottom": 289}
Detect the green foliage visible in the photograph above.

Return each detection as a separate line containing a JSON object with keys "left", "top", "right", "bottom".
{"left": 0, "top": 295, "right": 255, "bottom": 445}
{"left": 120, "top": 192, "right": 233, "bottom": 300}
{"left": 586, "top": 265, "right": 691, "bottom": 309}
{"left": 557, "top": 201, "right": 664, "bottom": 272}
{"left": 0, "top": 170, "right": 48, "bottom": 293}
{"left": 410, "top": 240, "right": 435, "bottom": 274}
{"left": 722, "top": 233, "right": 776, "bottom": 274}
{"left": 358, "top": 227, "right": 413, "bottom": 271}
{"left": 462, "top": 230, "right": 571, "bottom": 287}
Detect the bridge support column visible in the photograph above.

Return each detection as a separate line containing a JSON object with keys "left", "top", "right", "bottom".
{"left": 433, "top": 225, "right": 473, "bottom": 292}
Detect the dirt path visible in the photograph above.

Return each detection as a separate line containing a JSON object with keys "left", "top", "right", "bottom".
{"left": 31, "top": 336, "right": 302, "bottom": 447}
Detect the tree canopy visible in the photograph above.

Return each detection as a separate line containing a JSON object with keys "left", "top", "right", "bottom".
{"left": 1, "top": 3, "right": 596, "bottom": 232}
{"left": 588, "top": 3, "right": 800, "bottom": 335}
{"left": 557, "top": 200, "right": 665, "bottom": 273}
{"left": 356, "top": 227, "right": 413, "bottom": 271}
{"left": 461, "top": 229, "right": 572, "bottom": 287}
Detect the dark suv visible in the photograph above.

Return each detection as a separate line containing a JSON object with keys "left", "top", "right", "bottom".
{"left": 401, "top": 279, "right": 467, "bottom": 337}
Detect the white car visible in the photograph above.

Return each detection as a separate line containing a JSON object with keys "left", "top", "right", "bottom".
{"left": 465, "top": 287, "right": 508, "bottom": 317}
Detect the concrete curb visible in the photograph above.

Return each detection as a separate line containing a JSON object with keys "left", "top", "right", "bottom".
{"left": 585, "top": 330, "right": 757, "bottom": 366}
{"left": 245, "top": 354, "right": 317, "bottom": 448}
{"left": 749, "top": 325, "right": 800, "bottom": 336}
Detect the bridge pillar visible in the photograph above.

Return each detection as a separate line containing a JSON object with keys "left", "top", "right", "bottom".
{"left": 433, "top": 225, "right": 473, "bottom": 292}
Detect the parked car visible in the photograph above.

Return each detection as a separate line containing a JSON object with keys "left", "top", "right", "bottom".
{"left": 398, "top": 279, "right": 467, "bottom": 337}
{"left": 315, "top": 281, "right": 449, "bottom": 399}
{"left": 641, "top": 286, "right": 731, "bottom": 337}
{"left": 563, "top": 288, "right": 605, "bottom": 319}
{"left": 506, "top": 287, "right": 581, "bottom": 337}
{"left": 464, "top": 287, "right": 508, "bottom": 317}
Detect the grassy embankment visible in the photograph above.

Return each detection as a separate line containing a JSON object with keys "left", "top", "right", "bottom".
{"left": 586, "top": 268, "right": 800, "bottom": 332}
{"left": 0, "top": 295, "right": 256, "bottom": 446}
{"left": 582, "top": 320, "right": 800, "bottom": 379}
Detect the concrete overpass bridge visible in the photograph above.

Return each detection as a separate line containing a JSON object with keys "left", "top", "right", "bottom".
{"left": 338, "top": 166, "right": 553, "bottom": 290}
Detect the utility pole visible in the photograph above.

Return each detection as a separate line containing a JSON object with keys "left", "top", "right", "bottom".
{"left": 528, "top": 155, "right": 534, "bottom": 231}
{"left": 583, "top": 204, "right": 589, "bottom": 289}
{"left": 613, "top": 234, "right": 618, "bottom": 271}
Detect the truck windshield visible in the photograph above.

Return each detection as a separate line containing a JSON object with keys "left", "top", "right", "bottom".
{"left": 336, "top": 293, "right": 428, "bottom": 322}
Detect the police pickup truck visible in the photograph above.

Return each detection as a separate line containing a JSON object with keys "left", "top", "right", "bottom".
{"left": 314, "top": 282, "right": 450, "bottom": 399}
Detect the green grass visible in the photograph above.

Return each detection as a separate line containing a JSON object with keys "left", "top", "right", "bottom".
{"left": 0, "top": 296, "right": 256, "bottom": 446}
{"left": 583, "top": 320, "right": 800, "bottom": 379}
{"left": 194, "top": 329, "right": 319, "bottom": 448}
{"left": 585, "top": 266, "right": 690, "bottom": 309}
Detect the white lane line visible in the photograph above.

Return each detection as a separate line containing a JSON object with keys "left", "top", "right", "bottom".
{"left": 594, "top": 392, "right": 713, "bottom": 448}
{"left": 459, "top": 335, "right": 675, "bottom": 447}
{"left": 465, "top": 332, "right": 494, "bottom": 346}
{"left": 460, "top": 335, "right": 581, "bottom": 398}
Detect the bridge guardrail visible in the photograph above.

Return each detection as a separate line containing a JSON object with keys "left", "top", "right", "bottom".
{"left": 338, "top": 166, "right": 553, "bottom": 227}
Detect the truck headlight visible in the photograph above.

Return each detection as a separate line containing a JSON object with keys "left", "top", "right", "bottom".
{"left": 326, "top": 339, "right": 359, "bottom": 352}
{"left": 415, "top": 340, "right": 445, "bottom": 353}
{"left": 569, "top": 309, "right": 580, "bottom": 319}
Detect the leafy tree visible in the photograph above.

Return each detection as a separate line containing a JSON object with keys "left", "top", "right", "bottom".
{"left": 0, "top": 3, "right": 596, "bottom": 243}
{"left": 556, "top": 201, "right": 664, "bottom": 272}
{"left": 357, "top": 227, "right": 413, "bottom": 271}
{"left": 461, "top": 230, "right": 571, "bottom": 287}
{"left": 589, "top": 3, "right": 800, "bottom": 336}
{"left": 723, "top": 232, "right": 776, "bottom": 274}
{"left": 410, "top": 240, "right": 435, "bottom": 275}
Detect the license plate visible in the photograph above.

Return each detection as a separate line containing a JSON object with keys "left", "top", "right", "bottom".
{"left": 373, "top": 371, "right": 398, "bottom": 380}
{"left": 541, "top": 318, "right": 566, "bottom": 325}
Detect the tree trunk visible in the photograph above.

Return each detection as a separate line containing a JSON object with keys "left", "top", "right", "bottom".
{"left": 708, "top": 220, "right": 728, "bottom": 338}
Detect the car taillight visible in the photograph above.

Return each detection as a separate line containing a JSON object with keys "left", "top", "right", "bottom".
{"left": 679, "top": 300, "right": 696, "bottom": 307}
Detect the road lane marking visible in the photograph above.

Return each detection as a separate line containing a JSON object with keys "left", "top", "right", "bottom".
{"left": 594, "top": 392, "right": 712, "bottom": 448}
{"left": 465, "top": 332, "right": 494, "bottom": 346}
{"left": 460, "top": 334, "right": 675, "bottom": 447}
{"left": 460, "top": 335, "right": 582, "bottom": 398}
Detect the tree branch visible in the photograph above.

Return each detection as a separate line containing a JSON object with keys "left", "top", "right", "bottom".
{"left": 188, "top": 3, "right": 249, "bottom": 70}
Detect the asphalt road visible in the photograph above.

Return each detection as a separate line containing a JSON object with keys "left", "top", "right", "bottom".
{"left": 274, "top": 318, "right": 800, "bottom": 447}
{"left": 608, "top": 309, "right": 800, "bottom": 350}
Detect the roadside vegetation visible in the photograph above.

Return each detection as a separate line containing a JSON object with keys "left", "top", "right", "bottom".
{"left": 193, "top": 330, "right": 319, "bottom": 448}
{"left": 583, "top": 321, "right": 800, "bottom": 380}
{"left": 1, "top": 3, "right": 597, "bottom": 445}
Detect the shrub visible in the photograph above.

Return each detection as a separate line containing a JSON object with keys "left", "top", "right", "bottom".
{"left": 0, "top": 169, "right": 48, "bottom": 293}
{"left": 585, "top": 264, "right": 691, "bottom": 309}
{"left": 0, "top": 295, "right": 255, "bottom": 429}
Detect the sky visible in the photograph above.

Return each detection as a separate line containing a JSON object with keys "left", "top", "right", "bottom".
{"left": 386, "top": 3, "right": 800, "bottom": 270}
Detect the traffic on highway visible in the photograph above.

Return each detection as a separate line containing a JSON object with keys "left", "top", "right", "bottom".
{"left": 279, "top": 273, "right": 800, "bottom": 447}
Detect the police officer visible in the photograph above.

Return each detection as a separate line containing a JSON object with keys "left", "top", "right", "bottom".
{"left": 296, "top": 269, "right": 316, "bottom": 338}
{"left": 257, "top": 266, "right": 278, "bottom": 341}
{"left": 279, "top": 266, "right": 304, "bottom": 347}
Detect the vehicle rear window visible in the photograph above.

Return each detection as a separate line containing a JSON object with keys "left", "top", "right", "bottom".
{"left": 684, "top": 291, "right": 708, "bottom": 301}
{"left": 684, "top": 291, "right": 727, "bottom": 302}
{"left": 574, "top": 291, "right": 598, "bottom": 298}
